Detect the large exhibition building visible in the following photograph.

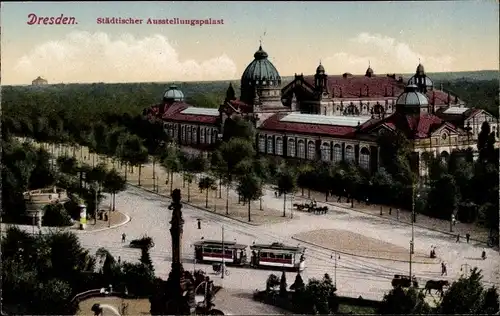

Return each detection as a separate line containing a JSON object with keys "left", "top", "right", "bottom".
{"left": 144, "top": 45, "right": 498, "bottom": 177}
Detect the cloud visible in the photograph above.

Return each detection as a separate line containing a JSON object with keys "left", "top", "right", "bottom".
{"left": 324, "top": 32, "right": 454, "bottom": 74}
{"left": 13, "top": 31, "right": 237, "bottom": 83}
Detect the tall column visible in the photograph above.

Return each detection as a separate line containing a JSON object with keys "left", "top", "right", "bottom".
{"left": 168, "top": 188, "right": 184, "bottom": 280}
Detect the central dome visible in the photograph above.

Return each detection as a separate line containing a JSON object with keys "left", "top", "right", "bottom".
{"left": 241, "top": 45, "right": 281, "bottom": 86}
{"left": 396, "top": 85, "right": 429, "bottom": 106}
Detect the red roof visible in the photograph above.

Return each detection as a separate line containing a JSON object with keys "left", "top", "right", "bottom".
{"left": 366, "top": 112, "right": 459, "bottom": 139}
{"left": 260, "top": 113, "right": 362, "bottom": 138}
{"left": 161, "top": 102, "right": 219, "bottom": 124}
{"left": 300, "top": 75, "right": 459, "bottom": 105}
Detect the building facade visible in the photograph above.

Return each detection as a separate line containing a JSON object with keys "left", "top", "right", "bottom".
{"left": 144, "top": 45, "right": 498, "bottom": 176}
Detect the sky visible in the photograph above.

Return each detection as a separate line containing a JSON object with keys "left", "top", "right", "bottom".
{"left": 1, "top": 1, "right": 499, "bottom": 85}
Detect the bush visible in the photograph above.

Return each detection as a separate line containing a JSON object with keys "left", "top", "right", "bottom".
{"left": 42, "top": 204, "right": 72, "bottom": 227}
{"left": 130, "top": 235, "right": 154, "bottom": 249}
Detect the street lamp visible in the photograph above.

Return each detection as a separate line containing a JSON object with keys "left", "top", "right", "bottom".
{"left": 290, "top": 195, "right": 294, "bottom": 219}
{"left": 221, "top": 225, "right": 225, "bottom": 279}
{"left": 331, "top": 252, "right": 340, "bottom": 289}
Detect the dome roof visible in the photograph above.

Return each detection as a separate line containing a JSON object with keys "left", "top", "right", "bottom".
{"left": 241, "top": 45, "right": 281, "bottom": 85}
{"left": 163, "top": 84, "right": 184, "bottom": 101}
{"left": 396, "top": 85, "right": 429, "bottom": 106}
{"left": 416, "top": 63, "right": 425, "bottom": 75}
{"left": 365, "top": 66, "right": 374, "bottom": 77}
{"left": 316, "top": 63, "right": 325, "bottom": 74}
{"left": 408, "top": 75, "right": 433, "bottom": 88}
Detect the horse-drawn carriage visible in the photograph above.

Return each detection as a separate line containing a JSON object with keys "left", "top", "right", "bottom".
{"left": 293, "top": 202, "right": 329, "bottom": 215}
{"left": 391, "top": 274, "right": 419, "bottom": 288}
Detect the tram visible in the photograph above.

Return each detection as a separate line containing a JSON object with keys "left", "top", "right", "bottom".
{"left": 250, "top": 242, "right": 306, "bottom": 272}
{"left": 193, "top": 240, "right": 248, "bottom": 265}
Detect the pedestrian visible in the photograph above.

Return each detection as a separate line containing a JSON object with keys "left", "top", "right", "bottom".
{"left": 389, "top": 208, "right": 392, "bottom": 215}
{"left": 396, "top": 209, "right": 400, "bottom": 221}
{"left": 466, "top": 233, "right": 470, "bottom": 243}
{"left": 456, "top": 234, "right": 460, "bottom": 243}
{"left": 441, "top": 262, "right": 447, "bottom": 276}
{"left": 337, "top": 195, "right": 341, "bottom": 203}
{"left": 197, "top": 219, "right": 201, "bottom": 229}
{"left": 122, "top": 233, "right": 126, "bottom": 243}
{"left": 118, "top": 256, "right": 121, "bottom": 264}
{"left": 274, "top": 191, "right": 277, "bottom": 198}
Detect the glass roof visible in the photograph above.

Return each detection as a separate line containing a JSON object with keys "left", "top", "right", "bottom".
{"left": 281, "top": 113, "right": 372, "bottom": 127}
{"left": 443, "top": 107, "right": 469, "bottom": 115}
{"left": 181, "top": 107, "right": 220, "bottom": 116}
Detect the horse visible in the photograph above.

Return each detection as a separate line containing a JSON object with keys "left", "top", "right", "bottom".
{"left": 424, "top": 280, "right": 449, "bottom": 296}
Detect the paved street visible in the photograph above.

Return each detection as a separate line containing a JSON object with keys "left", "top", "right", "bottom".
{"left": 71, "top": 186, "right": 499, "bottom": 302}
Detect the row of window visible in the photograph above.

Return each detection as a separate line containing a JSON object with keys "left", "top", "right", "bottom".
{"left": 203, "top": 248, "right": 232, "bottom": 256}
{"left": 259, "top": 252, "right": 293, "bottom": 260}
{"left": 258, "top": 135, "right": 370, "bottom": 169}
{"left": 164, "top": 124, "right": 218, "bottom": 145}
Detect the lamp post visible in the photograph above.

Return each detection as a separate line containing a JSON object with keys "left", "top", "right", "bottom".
{"left": 331, "top": 252, "right": 340, "bottom": 289}
{"left": 290, "top": 195, "right": 294, "bottom": 219}
{"left": 221, "top": 225, "right": 225, "bottom": 279}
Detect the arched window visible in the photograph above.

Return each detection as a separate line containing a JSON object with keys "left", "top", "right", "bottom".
{"left": 192, "top": 127, "right": 198, "bottom": 144}
{"left": 207, "top": 129, "right": 212, "bottom": 144}
{"left": 187, "top": 126, "right": 192, "bottom": 144}
{"left": 321, "top": 142, "right": 331, "bottom": 161}
{"left": 307, "top": 141, "right": 316, "bottom": 160}
{"left": 288, "top": 138, "right": 296, "bottom": 157}
{"left": 345, "top": 145, "right": 355, "bottom": 162}
{"left": 258, "top": 135, "right": 266, "bottom": 152}
{"left": 297, "top": 140, "right": 305, "bottom": 159}
{"left": 359, "top": 147, "right": 370, "bottom": 170}
{"left": 267, "top": 136, "right": 274, "bottom": 154}
{"left": 275, "top": 137, "right": 283, "bottom": 155}
{"left": 333, "top": 144, "right": 342, "bottom": 162}
{"left": 181, "top": 125, "right": 186, "bottom": 142}
{"left": 200, "top": 128, "right": 206, "bottom": 143}
{"left": 211, "top": 129, "right": 217, "bottom": 143}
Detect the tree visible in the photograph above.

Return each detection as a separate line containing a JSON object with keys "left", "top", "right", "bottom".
{"left": 140, "top": 245, "right": 155, "bottom": 273}
{"left": 277, "top": 170, "right": 296, "bottom": 217}
{"left": 266, "top": 274, "right": 280, "bottom": 292}
{"left": 252, "top": 158, "right": 270, "bottom": 210}
{"left": 103, "top": 169, "right": 127, "bottom": 211}
{"left": 290, "top": 272, "right": 305, "bottom": 292}
{"left": 221, "top": 116, "right": 256, "bottom": 143}
{"left": 427, "top": 174, "right": 458, "bottom": 219}
{"left": 236, "top": 173, "right": 263, "bottom": 222}
{"left": 87, "top": 163, "right": 108, "bottom": 223}
{"left": 42, "top": 203, "right": 73, "bottom": 227}
{"left": 378, "top": 286, "right": 431, "bottom": 314}
{"left": 480, "top": 286, "right": 500, "bottom": 314}
{"left": 29, "top": 147, "right": 56, "bottom": 189}
{"left": 161, "top": 146, "right": 182, "bottom": 194}
{"left": 217, "top": 138, "right": 256, "bottom": 214}
{"left": 198, "top": 176, "right": 216, "bottom": 208}
{"left": 300, "top": 274, "right": 339, "bottom": 314}
{"left": 279, "top": 271, "right": 287, "bottom": 297}
{"left": 439, "top": 267, "right": 485, "bottom": 314}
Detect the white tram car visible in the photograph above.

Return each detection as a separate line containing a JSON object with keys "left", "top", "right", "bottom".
{"left": 250, "top": 242, "right": 306, "bottom": 272}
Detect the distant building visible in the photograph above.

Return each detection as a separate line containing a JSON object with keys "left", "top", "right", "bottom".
{"left": 144, "top": 44, "right": 499, "bottom": 178}
{"left": 32, "top": 76, "right": 48, "bottom": 86}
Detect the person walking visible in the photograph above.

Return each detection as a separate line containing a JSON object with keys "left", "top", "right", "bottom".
{"left": 456, "top": 234, "right": 460, "bottom": 243}
{"left": 122, "top": 233, "right": 126, "bottom": 243}
{"left": 441, "top": 262, "right": 447, "bottom": 276}
{"left": 197, "top": 219, "right": 201, "bottom": 229}
{"left": 466, "top": 233, "right": 470, "bottom": 243}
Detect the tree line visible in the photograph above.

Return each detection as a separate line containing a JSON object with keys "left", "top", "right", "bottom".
{"left": 256, "top": 268, "right": 499, "bottom": 315}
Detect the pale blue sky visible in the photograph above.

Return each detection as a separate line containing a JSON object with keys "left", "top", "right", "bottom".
{"left": 2, "top": 1, "right": 498, "bottom": 84}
